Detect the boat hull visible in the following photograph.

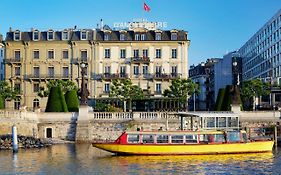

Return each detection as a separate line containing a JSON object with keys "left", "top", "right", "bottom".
{"left": 92, "top": 141, "right": 274, "bottom": 155}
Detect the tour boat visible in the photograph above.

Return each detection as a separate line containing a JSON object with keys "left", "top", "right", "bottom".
{"left": 92, "top": 130, "right": 274, "bottom": 155}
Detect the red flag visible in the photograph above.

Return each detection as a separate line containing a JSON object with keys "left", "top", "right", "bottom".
{"left": 144, "top": 3, "right": 150, "bottom": 12}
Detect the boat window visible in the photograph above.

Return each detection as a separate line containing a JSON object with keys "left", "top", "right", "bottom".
{"left": 142, "top": 134, "right": 154, "bottom": 144}
{"left": 227, "top": 131, "right": 241, "bottom": 142}
{"left": 213, "top": 134, "right": 225, "bottom": 143}
{"left": 185, "top": 134, "right": 198, "bottom": 143}
{"left": 127, "top": 134, "right": 140, "bottom": 143}
{"left": 156, "top": 135, "right": 169, "bottom": 143}
{"left": 171, "top": 135, "right": 184, "bottom": 143}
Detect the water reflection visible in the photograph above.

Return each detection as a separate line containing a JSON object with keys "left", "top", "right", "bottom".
{"left": 0, "top": 144, "right": 279, "bottom": 175}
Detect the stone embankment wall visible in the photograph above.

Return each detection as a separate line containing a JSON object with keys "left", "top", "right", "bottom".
{"left": 1, "top": 110, "right": 281, "bottom": 142}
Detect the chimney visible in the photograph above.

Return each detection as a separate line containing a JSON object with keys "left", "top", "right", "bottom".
{"left": 9, "top": 27, "right": 12, "bottom": 32}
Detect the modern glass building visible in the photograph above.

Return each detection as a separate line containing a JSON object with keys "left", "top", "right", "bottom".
{"left": 239, "top": 9, "right": 281, "bottom": 84}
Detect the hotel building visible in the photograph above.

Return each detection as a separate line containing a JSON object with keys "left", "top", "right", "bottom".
{"left": 3, "top": 22, "right": 190, "bottom": 110}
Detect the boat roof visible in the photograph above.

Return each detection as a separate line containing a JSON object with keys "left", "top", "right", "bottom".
{"left": 125, "top": 130, "right": 243, "bottom": 135}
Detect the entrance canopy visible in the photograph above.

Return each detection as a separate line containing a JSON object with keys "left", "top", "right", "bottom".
{"left": 177, "top": 111, "right": 240, "bottom": 131}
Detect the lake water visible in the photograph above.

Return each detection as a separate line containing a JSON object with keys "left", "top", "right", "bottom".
{"left": 0, "top": 144, "right": 281, "bottom": 175}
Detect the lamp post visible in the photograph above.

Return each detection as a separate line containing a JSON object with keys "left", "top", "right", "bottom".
{"left": 79, "top": 62, "right": 89, "bottom": 105}
{"left": 232, "top": 60, "right": 238, "bottom": 86}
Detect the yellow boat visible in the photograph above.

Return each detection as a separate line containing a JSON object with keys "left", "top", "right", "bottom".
{"left": 92, "top": 130, "right": 274, "bottom": 155}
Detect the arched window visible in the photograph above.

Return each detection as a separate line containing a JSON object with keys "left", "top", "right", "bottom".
{"left": 33, "top": 98, "right": 40, "bottom": 109}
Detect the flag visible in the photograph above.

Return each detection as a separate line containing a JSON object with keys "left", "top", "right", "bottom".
{"left": 144, "top": 3, "right": 150, "bottom": 12}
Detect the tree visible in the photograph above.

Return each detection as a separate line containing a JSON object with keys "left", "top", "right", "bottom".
{"left": 241, "top": 79, "right": 270, "bottom": 110}
{"left": 45, "top": 87, "right": 68, "bottom": 112}
{"left": 65, "top": 90, "right": 79, "bottom": 112}
{"left": 163, "top": 78, "right": 199, "bottom": 109}
{"left": 38, "top": 80, "right": 78, "bottom": 98}
{"left": 0, "top": 81, "right": 20, "bottom": 109}
{"left": 110, "top": 79, "right": 144, "bottom": 111}
{"left": 221, "top": 85, "right": 232, "bottom": 111}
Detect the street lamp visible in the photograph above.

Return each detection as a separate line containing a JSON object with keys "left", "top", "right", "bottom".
{"left": 79, "top": 62, "right": 89, "bottom": 105}
{"left": 232, "top": 59, "right": 239, "bottom": 86}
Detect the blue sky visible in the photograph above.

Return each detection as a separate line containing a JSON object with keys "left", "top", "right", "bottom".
{"left": 1, "top": 0, "right": 280, "bottom": 66}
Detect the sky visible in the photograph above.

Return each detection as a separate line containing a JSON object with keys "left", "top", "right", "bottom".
{"left": 1, "top": 0, "right": 281, "bottom": 66}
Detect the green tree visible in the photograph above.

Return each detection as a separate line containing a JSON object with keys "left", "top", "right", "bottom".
{"left": 65, "top": 90, "right": 79, "bottom": 112}
{"left": 163, "top": 78, "right": 199, "bottom": 109}
{"left": 110, "top": 79, "right": 144, "bottom": 111}
{"left": 241, "top": 79, "right": 270, "bottom": 110}
{"left": 214, "top": 88, "right": 225, "bottom": 111}
{"left": 0, "top": 81, "right": 20, "bottom": 109}
{"left": 38, "top": 80, "right": 78, "bottom": 97}
{"left": 45, "top": 87, "right": 68, "bottom": 112}
{"left": 221, "top": 85, "right": 232, "bottom": 111}
{"left": 0, "top": 95, "right": 4, "bottom": 109}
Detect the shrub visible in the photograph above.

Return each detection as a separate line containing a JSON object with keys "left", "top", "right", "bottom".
{"left": 45, "top": 86, "right": 68, "bottom": 112}
{"left": 214, "top": 88, "right": 225, "bottom": 111}
{"left": 65, "top": 90, "right": 79, "bottom": 112}
{"left": 0, "top": 95, "right": 4, "bottom": 109}
{"left": 221, "top": 85, "right": 232, "bottom": 111}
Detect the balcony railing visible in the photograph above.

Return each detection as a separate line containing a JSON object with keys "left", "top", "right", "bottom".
{"left": 24, "top": 74, "right": 70, "bottom": 80}
{"left": 130, "top": 57, "right": 150, "bottom": 64}
{"left": 72, "top": 57, "right": 88, "bottom": 64}
{"left": 102, "top": 73, "right": 128, "bottom": 80}
{"left": 154, "top": 73, "right": 181, "bottom": 79}
{"left": 4, "top": 58, "right": 22, "bottom": 64}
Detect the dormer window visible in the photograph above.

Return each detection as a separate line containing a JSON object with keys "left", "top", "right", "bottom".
{"left": 81, "top": 30, "right": 87, "bottom": 40}
{"left": 33, "top": 30, "right": 39, "bottom": 41}
{"left": 171, "top": 33, "right": 177, "bottom": 40}
{"left": 120, "top": 33, "right": 126, "bottom": 41}
{"left": 135, "top": 34, "right": 140, "bottom": 41}
{"left": 141, "top": 34, "right": 146, "bottom": 40}
{"left": 156, "top": 33, "right": 161, "bottom": 40}
{"left": 48, "top": 30, "right": 54, "bottom": 40}
{"left": 104, "top": 33, "right": 110, "bottom": 41}
{"left": 14, "top": 30, "right": 21, "bottom": 41}
{"left": 62, "top": 31, "right": 69, "bottom": 40}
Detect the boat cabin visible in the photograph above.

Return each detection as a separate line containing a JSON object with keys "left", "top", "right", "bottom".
{"left": 114, "top": 130, "right": 248, "bottom": 145}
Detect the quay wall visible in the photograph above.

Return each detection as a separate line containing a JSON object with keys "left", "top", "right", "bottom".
{"left": 0, "top": 110, "right": 281, "bottom": 141}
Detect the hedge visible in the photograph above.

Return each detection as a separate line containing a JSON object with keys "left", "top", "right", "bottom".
{"left": 45, "top": 86, "right": 68, "bottom": 112}
{"left": 65, "top": 90, "right": 79, "bottom": 112}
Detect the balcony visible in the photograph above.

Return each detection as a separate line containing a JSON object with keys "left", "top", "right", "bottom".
{"left": 72, "top": 57, "right": 88, "bottom": 64}
{"left": 4, "top": 58, "right": 22, "bottom": 64}
{"left": 130, "top": 57, "right": 150, "bottom": 64}
{"left": 154, "top": 73, "right": 180, "bottom": 80}
{"left": 24, "top": 74, "right": 70, "bottom": 80}
{"left": 102, "top": 73, "right": 128, "bottom": 80}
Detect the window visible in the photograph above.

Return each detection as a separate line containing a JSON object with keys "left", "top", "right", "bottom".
{"left": 104, "top": 33, "right": 110, "bottom": 41}
{"left": 104, "top": 83, "right": 110, "bottom": 93}
{"left": 0, "top": 50, "right": 3, "bottom": 57}
{"left": 143, "top": 49, "right": 148, "bottom": 58}
{"left": 120, "top": 49, "right": 126, "bottom": 58}
{"left": 33, "top": 31, "right": 39, "bottom": 40}
{"left": 81, "top": 50, "right": 87, "bottom": 61}
{"left": 156, "top": 135, "right": 169, "bottom": 143}
{"left": 133, "top": 49, "right": 139, "bottom": 58}
{"left": 135, "top": 34, "right": 140, "bottom": 41}
{"left": 171, "top": 66, "right": 178, "bottom": 76}
{"left": 185, "top": 134, "right": 198, "bottom": 143}
{"left": 81, "top": 30, "right": 87, "bottom": 40}
{"left": 120, "top": 66, "right": 126, "bottom": 75}
{"left": 120, "top": 34, "right": 126, "bottom": 41}
{"left": 63, "top": 67, "right": 69, "bottom": 78}
{"left": 142, "top": 134, "right": 154, "bottom": 144}
{"left": 171, "top": 33, "right": 177, "bottom": 40}
{"left": 15, "top": 67, "right": 20, "bottom": 76}
{"left": 34, "top": 67, "right": 40, "bottom": 78}
{"left": 155, "top": 33, "right": 161, "bottom": 40}
{"left": 156, "top": 83, "right": 161, "bottom": 93}
{"left": 62, "top": 31, "right": 68, "bottom": 40}
{"left": 105, "top": 49, "right": 111, "bottom": 58}
{"left": 48, "top": 30, "right": 54, "bottom": 40}
{"left": 133, "top": 66, "right": 139, "bottom": 75}
{"left": 48, "top": 67, "right": 54, "bottom": 78}
{"left": 104, "top": 66, "right": 111, "bottom": 74}
{"left": 14, "top": 31, "right": 20, "bottom": 41}
{"left": 48, "top": 50, "right": 54, "bottom": 59}
{"left": 14, "top": 83, "right": 21, "bottom": 92}
{"left": 14, "top": 98, "right": 20, "bottom": 110}
{"left": 171, "top": 135, "right": 184, "bottom": 143}
{"left": 128, "top": 134, "right": 140, "bottom": 143}
{"left": 156, "top": 66, "right": 162, "bottom": 75}
{"left": 143, "top": 65, "right": 148, "bottom": 75}
{"left": 33, "top": 83, "right": 40, "bottom": 93}
{"left": 172, "top": 49, "right": 177, "bottom": 58}
{"left": 33, "top": 99, "right": 40, "bottom": 109}
{"left": 141, "top": 34, "right": 146, "bottom": 40}
{"left": 156, "top": 49, "right": 161, "bottom": 58}
{"left": 62, "top": 50, "right": 69, "bottom": 59}
{"left": 14, "top": 50, "right": 21, "bottom": 60}
{"left": 33, "top": 50, "right": 39, "bottom": 59}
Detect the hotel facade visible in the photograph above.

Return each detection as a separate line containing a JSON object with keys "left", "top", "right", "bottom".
{"left": 3, "top": 23, "right": 190, "bottom": 111}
